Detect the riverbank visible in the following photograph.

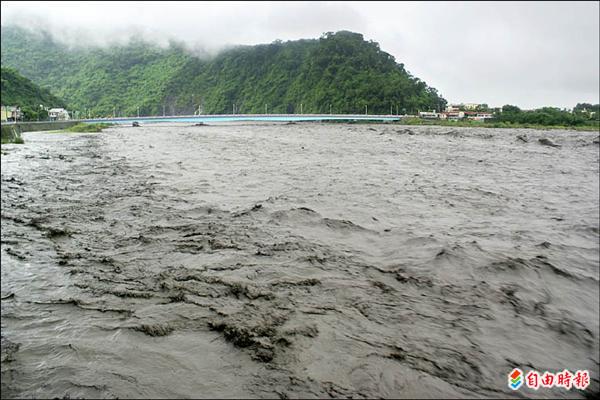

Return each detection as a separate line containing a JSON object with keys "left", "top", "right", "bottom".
{"left": 397, "top": 117, "right": 600, "bottom": 131}
{"left": 0, "top": 121, "right": 115, "bottom": 144}
{"left": 1, "top": 121, "right": 81, "bottom": 144}
{"left": 1, "top": 124, "right": 24, "bottom": 144}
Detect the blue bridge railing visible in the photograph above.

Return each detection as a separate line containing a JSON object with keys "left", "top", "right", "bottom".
{"left": 81, "top": 114, "right": 402, "bottom": 124}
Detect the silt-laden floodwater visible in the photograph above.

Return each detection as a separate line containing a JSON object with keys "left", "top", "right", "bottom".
{"left": 1, "top": 123, "right": 599, "bottom": 398}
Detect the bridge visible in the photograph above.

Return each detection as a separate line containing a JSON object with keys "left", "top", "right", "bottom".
{"left": 82, "top": 114, "right": 402, "bottom": 125}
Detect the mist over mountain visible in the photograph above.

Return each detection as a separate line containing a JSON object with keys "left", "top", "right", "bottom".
{"left": 1, "top": 25, "right": 445, "bottom": 117}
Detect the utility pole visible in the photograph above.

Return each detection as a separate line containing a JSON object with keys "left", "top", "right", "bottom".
{"left": 300, "top": 103, "right": 303, "bottom": 114}
{"left": 163, "top": 104, "right": 166, "bottom": 116}
{"left": 396, "top": 105, "right": 399, "bottom": 116}
{"left": 390, "top": 105, "right": 393, "bottom": 115}
{"left": 137, "top": 106, "right": 140, "bottom": 118}
{"left": 265, "top": 104, "right": 267, "bottom": 114}
{"left": 113, "top": 106, "right": 116, "bottom": 119}
{"left": 365, "top": 105, "right": 368, "bottom": 115}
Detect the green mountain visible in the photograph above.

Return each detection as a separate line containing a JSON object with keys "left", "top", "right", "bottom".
{"left": 1, "top": 25, "right": 446, "bottom": 117}
{"left": 1, "top": 66, "right": 66, "bottom": 120}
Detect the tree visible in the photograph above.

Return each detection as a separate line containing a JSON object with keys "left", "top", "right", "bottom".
{"left": 501, "top": 104, "right": 521, "bottom": 113}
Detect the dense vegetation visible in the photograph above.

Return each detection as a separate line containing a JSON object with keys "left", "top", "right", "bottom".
{"left": 1, "top": 26, "right": 446, "bottom": 117}
{"left": 1, "top": 67, "right": 66, "bottom": 120}
{"left": 492, "top": 104, "right": 599, "bottom": 127}
{"left": 573, "top": 103, "right": 599, "bottom": 114}
{"left": 401, "top": 117, "right": 598, "bottom": 131}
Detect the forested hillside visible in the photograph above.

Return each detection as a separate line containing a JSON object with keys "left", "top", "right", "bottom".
{"left": 1, "top": 67, "right": 66, "bottom": 120}
{"left": 1, "top": 26, "right": 446, "bottom": 117}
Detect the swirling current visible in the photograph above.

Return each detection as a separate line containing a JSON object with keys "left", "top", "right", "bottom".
{"left": 1, "top": 122, "right": 599, "bottom": 398}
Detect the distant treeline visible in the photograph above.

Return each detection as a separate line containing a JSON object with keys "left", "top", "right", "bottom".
{"left": 493, "top": 104, "right": 599, "bottom": 127}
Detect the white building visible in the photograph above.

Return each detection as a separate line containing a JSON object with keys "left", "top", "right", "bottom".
{"left": 48, "top": 108, "right": 70, "bottom": 121}
{"left": 469, "top": 112, "right": 494, "bottom": 121}
{"left": 440, "top": 111, "right": 465, "bottom": 120}
{"left": 419, "top": 111, "right": 439, "bottom": 119}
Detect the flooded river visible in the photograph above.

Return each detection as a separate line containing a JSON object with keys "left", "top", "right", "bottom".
{"left": 1, "top": 123, "right": 598, "bottom": 398}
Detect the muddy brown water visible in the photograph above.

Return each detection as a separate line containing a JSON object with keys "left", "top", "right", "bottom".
{"left": 1, "top": 123, "right": 598, "bottom": 399}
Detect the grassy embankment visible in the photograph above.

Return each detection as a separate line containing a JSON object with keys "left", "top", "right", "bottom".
{"left": 1, "top": 135, "right": 24, "bottom": 144}
{"left": 63, "top": 123, "right": 113, "bottom": 133}
{"left": 1, "top": 124, "right": 24, "bottom": 144}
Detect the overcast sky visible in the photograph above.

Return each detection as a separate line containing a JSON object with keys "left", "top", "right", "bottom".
{"left": 1, "top": 1, "right": 598, "bottom": 109}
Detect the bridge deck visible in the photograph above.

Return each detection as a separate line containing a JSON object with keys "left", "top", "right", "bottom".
{"left": 82, "top": 114, "right": 402, "bottom": 124}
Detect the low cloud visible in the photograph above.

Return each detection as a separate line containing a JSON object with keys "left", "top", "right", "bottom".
{"left": 1, "top": 1, "right": 598, "bottom": 108}
{"left": 0, "top": 1, "right": 367, "bottom": 50}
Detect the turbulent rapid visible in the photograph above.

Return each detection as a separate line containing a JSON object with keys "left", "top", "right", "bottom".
{"left": 1, "top": 122, "right": 598, "bottom": 398}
